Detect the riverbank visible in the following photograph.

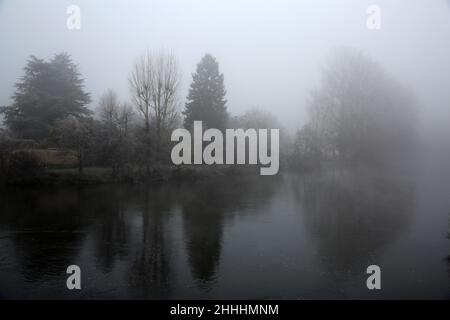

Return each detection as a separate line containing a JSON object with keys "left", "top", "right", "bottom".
{"left": 1, "top": 164, "right": 268, "bottom": 185}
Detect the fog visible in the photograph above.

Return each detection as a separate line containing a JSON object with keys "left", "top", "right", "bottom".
{"left": 2, "top": 1, "right": 450, "bottom": 300}
{"left": 1, "top": 0, "right": 449, "bottom": 133}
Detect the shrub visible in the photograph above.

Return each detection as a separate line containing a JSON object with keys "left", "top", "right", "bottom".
{"left": 6, "top": 151, "right": 44, "bottom": 184}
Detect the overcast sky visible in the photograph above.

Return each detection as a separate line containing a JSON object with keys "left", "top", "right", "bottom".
{"left": 1, "top": 0, "right": 450, "bottom": 131}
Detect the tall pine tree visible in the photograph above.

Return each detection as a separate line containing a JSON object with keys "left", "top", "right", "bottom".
{"left": 183, "top": 54, "right": 228, "bottom": 131}
{"left": 2, "top": 53, "right": 91, "bottom": 140}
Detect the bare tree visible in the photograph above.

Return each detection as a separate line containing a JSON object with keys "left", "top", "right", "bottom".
{"left": 96, "top": 90, "right": 135, "bottom": 177}
{"left": 129, "top": 51, "right": 180, "bottom": 162}
{"left": 129, "top": 53, "right": 153, "bottom": 135}
{"left": 152, "top": 53, "right": 180, "bottom": 158}
{"left": 55, "top": 116, "right": 92, "bottom": 175}
{"left": 97, "top": 90, "right": 134, "bottom": 137}
{"left": 118, "top": 102, "right": 134, "bottom": 138}
{"left": 230, "top": 107, "right": 279, "bottom": 130}
{"left": 302, "top": 48, "right": 416, "bottom": 167}
{"left": 97, "top": 89, "right": 120, "bottom": 132}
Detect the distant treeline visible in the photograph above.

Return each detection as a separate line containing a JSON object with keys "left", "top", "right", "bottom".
{"left": 0, "top": 48, "right": 417, "bottom": 184}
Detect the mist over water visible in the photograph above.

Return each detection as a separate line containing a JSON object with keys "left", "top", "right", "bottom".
{"left": 0, "top": 0, "right": 450, "bottom": 300}
{"left": 0, "top": 168, "right": 449, "bottom": 299}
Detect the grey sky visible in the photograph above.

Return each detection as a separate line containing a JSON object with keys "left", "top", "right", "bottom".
{"left": 1, "top": 0, "right": 450, "bottom": 131}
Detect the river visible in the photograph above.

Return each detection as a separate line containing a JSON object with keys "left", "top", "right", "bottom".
{"left": 0, "top": 167, "right": 449, "bottom": 299}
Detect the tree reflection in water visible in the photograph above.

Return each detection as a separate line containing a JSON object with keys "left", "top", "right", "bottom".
{"left": 0, "top": 169, "right": 419, "bottom": 299}
{"left": 290, "top": 167, "right": 415, "bottom": 287}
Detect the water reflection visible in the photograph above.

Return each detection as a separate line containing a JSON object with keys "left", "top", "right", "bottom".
{"left": 126, "top": 186, "right": 174, "bottom": 298}
{"left": 179, "top": 177, "right": 279, "bottom": 291}
{"left": 0, "top": 187, "right": 88, "bottom": 284}
{"left": 180, "top": 183, "right": 227, "bottom": 291}
{"left": 290, "top": 168, "right": 415, "bottom": 288}
{"left": 447, "top": 218, "right": 450, "bottom": 278}
{"left": 1, "top": 169, "right": 446, "bottom": 299}
{"left": 0, "top": 176, "right": 281, "bottom": 298}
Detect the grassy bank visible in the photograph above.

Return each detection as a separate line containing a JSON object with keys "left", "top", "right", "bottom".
{"left": 3, "top": 165, "right": 262, "bottom": 185}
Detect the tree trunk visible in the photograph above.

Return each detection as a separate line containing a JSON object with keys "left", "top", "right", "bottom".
{"left": 78, "top": 150, "right": 84, "bottom": 176}
{"left": 156, "top": 119, "right": 161, "bottom": 163}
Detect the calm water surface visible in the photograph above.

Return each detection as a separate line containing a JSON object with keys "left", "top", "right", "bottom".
{"left": 0, "top": 168, "right": 449, "bottom": 299}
